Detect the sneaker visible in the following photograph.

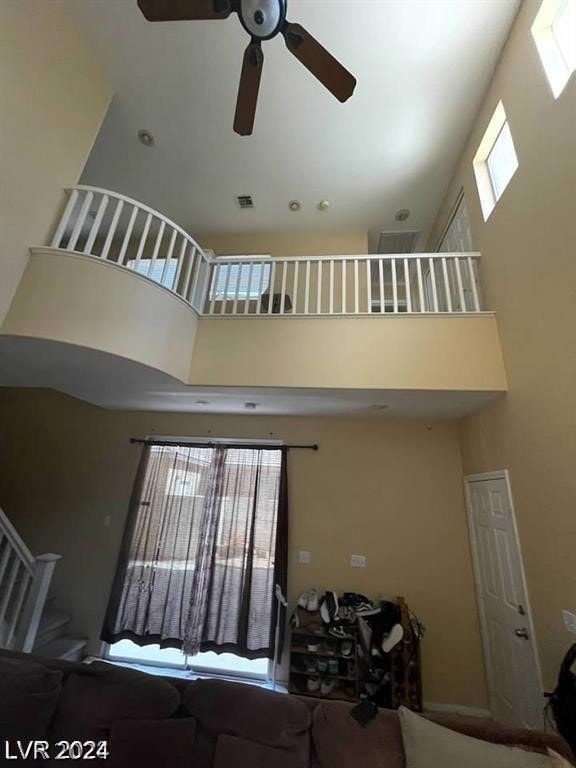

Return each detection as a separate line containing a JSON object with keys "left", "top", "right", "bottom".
{"left": 340, "top": 639, "right": 354, "bottom": 657}
{"left": 323, "top": 639, "right": 337, "bottom": 655}
{"left": 382, "top": 623, "right": 404, "bottom": 653}
{"left": 307, "top": 639, "right": 321, "bottom": 652}
{"left": 307, "top": 676, "right": 321, "bottom": 693}
{"left": 328, "top": 624, "right": 352, "bottom": 639}
{"left": 317, "top": 658, "right": 328, "bottom": 673}
{"left": 320, "top": 678, "right": 337, "bottom": 695}
{"left": 328, "top": 659, "right": 339, "bottom": 675}
{"left": 297, "top": 591, "right": 310, "bottom": 609}
{"left": 304, "top": 657, "right": 317, "bottom": 673}
{"left": 306, "top": 589, "right": 319, "bottom": 612}
{"left": 320, "top": 591, "right": 339, "bottom": 624}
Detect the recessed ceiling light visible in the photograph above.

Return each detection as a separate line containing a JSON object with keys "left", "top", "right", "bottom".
{"left": 288, "top": 200, "right": 301, "bottom": 212}
{"left": 138, "top": 129, "right": 155, "bottom": 147}
{"left": 395, "top": 209, "right": 410, "bottom": 222}
{"left": 196, "top": 399, "right": 210, "bottom": 406}
{"left": 244, "top": 402, "right": 258, "bottom": 410}
{"left": 318, "top": 200, "right": 330, "bottom": 211}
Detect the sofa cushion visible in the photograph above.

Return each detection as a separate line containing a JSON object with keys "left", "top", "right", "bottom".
{"left": 51, "top": 661, "right": 181, "bottom": 741}
{"left": 108, "top": 717, "right": 197, "bottom": 768}
{"left": 311, "top": 699, "right": 404, "bottom": 768}
{"left": 184, "top": 679, "right": 311, "bottom": 750}
{"left": 215, "top": 733, "right": 308, "bottom": 768}
{"left": 0, "top": 656, "right": 62, "bottom": 739}
{"left": 399, "top": 706, "right": 552, "bottom": 768}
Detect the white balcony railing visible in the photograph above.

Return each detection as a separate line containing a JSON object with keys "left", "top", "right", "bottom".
{"left": 49, "top": 186, "right": 483, "bottom": 316}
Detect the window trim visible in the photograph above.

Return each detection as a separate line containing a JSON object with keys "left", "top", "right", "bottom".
{"left": 531, "top": 0, "right": 576, "bottom": 98}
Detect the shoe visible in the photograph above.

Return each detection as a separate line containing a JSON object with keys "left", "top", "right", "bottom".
{"left": 304, "top": 657, "right": 317, "bottom": 673}
{"left": 306, "top": 589, "right": 319, "bottom": 612}
{"left": 307, "top": 676, "right": 321, "bottom": 693}
{"left": 382, "top": 623, "right": 404, "bottom": 653}
{"left": 317, "top": 658, "right": 328, "bottom": 673}
{"left": 323, "top": 639, "right": 337, "bottom": 655}
{"left": 321, "top": 678, "right": 337, "bottom": 695}
{"left": 328, "top": 624, "right": 352, "bottom": 639}
{"left": 307, "top": 639, "right": 321, "bottom": 652}
{"left": 320, "top": 591, "right": 339, "bottom": 624}
{"left": 340, "top": 639, "right": 354, "bottom": 657}
{"left": 328, "top": 659, "right": 339, "bottom": 675}
{"left": 297, "top": 591, "right": 310, "bottom": 609}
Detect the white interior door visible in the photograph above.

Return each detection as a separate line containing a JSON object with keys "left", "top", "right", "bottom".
{"left": 464, "top": 471, "right": 543, "bottom": 729}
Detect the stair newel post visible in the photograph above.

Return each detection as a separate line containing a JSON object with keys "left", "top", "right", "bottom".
{"left": 17, "top": 553, "right": 61, "bottom": 653}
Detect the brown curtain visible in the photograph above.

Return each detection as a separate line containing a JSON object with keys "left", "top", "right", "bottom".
{"left": 102, "top": 443, "right": 288, "bottom": 659}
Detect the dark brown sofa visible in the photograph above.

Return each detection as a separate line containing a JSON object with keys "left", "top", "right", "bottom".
{"left": 0, "top": 649, "right": 572, "bottom": 767}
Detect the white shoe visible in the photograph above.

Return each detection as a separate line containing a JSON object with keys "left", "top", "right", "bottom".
{"left": 381, "top": 623, "right": 404, "bottom": 653}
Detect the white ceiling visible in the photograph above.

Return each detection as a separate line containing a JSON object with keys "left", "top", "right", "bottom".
{"left": 0, "top": 337, "right": 501, "bottom": 419}
{"left": 71, "top": 0, "right": 520, "bottom": 248}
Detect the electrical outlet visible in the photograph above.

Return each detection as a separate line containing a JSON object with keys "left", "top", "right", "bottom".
{"left": 298, "top": 550, "right": 311, "bottom": 564}
{"left": 351, "top": 554, "right": 366, "bottom": 568}
{"left": 562, "top": 609, "right": 576, "bottom": 634}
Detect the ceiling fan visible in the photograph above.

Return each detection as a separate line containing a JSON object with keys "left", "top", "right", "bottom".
{"left": 137, "top": 0, "right": 357, "bottom": 136}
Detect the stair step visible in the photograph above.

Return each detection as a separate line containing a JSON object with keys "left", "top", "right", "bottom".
{"left": 33, "top": 611, "right": 70, "bottom": 648}
{"left": 34, "top": 635, "right": 88, "bottom": 662}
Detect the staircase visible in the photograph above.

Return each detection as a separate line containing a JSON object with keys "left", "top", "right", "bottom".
{"left": 0, "top": 506, "right": 87, "bottom": 661}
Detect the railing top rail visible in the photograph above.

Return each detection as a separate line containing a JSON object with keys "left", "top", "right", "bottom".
{"left": 69, "top": 185, "right": 210, "bottom": 262}
{"left": 210, "top": 252, "right": 482, "bottom": 264}
{"left": 0, "top": 507, "right": 35, "bottom": 575}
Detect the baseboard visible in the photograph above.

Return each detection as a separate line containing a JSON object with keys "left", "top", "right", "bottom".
{"left": 424, "top": 701, "right": 492, "bottom": 718}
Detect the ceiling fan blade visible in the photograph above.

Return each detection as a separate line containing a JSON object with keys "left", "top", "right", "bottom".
{"left": 282, "top": 22, "right": 356, "bottom": 103}
{"left": 234, "top": 41, "right": 264, "bottom": 136}
{"left": 137, "top": 0, "right": 232, "bottom": 22}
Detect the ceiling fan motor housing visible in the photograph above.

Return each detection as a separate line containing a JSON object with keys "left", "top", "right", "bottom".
{"left": 237, "top": 0, "right": 286, "bottom": 40}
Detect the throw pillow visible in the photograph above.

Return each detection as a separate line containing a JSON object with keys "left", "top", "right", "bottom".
{"left": 107, "top": 717, "right": 197, "bottom": 768}
{"left": 548, "top": 749, "right": 574, "bottom": 767}
{"left": 399, "top": 706, "right": 553, "bottom": 768}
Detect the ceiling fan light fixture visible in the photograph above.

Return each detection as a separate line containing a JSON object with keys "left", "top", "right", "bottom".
{"left": 395, "top": 208, "right": 410, "bottom": 222}
{"left": 289, "top": 200, "right": 302, "bottom": 212}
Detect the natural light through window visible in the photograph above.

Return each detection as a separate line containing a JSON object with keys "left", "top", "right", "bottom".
{"left": 209, "top": 261, "right": 271, "bottom": 301}
{"left": 532, "top": 0, "right": 576, "bottom": 97}
{"left": 127, "top": 257, "right": 179, "bottom": 288}
{"left": 473, "top": 102, "right": 519, "bottom": 221}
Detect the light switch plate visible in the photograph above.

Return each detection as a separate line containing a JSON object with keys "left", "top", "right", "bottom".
{"left": 351, "top": 554, "right": 366, "bottom": 568}
{"left": 298, "top": 550, "right": 311, "bottom": 564}
{"left": 562, "top": 609, "right": 576, "bottom": 634}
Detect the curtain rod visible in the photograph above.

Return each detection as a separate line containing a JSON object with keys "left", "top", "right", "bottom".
{"left": 129, "top": 438, "right": 318, "bottom": 451}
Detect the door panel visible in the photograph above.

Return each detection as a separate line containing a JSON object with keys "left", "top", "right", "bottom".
{"left": 465, "top": 473, "right": 543, "bottom": 729}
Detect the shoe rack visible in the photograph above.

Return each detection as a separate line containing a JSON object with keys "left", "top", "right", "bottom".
{"left": 288, "top": 627, "right": 360, "bottom": 703}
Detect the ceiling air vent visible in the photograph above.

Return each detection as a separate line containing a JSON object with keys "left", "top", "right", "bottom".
{"left": 236, "top": 194, "right": 254, "bottom": 210}
{"left": 377, "top": 230, "right": 420, "bottom": 254}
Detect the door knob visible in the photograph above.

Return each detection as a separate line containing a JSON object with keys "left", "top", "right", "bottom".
{"left": 514, "top": 628, "right": 530, "bottom": 639}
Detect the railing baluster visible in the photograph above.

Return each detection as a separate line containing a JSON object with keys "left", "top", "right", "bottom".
{"left": 133, "top": 213, "right": 152, "bottom": 273}
{"left": 317, "top": 260, "right": 322, "bottom": 314}
{"left": 441, "top": 256, "right": 452, "bottom": 312}
{"left": 366, "top": 259, "right": 372, "bottom": 313}
{"left": 468, "top": 256, "right": 481, "bottom": 311}
{"left": 429, "top": 257, "right": 439, "bottom": 312}
{"left": 354, "top": 259, "right": 359, "bottom": 313}
{"left": 244, "top": 262, "right": 254, "bottom": 314}
{"left": 51, "top": 189, "right": 79, "bottom": 248}
{"left": 304, "top": 261, "right": 311, "bottom": 315}
{"left": 256, "top": 260, "right": 266, "bottom": 315}
{"left": 198, "top": 257, "right": 212, "bottom": 313}
{"left": 292, "top": 261, "right": 299, "bottom": 314}
{"left": 280, "top": 261, "right": 288, "bottom": 314}
{"left": 84, "top": 193, "right": 108, "bottom": 255}
{"left": 101, "top": 199, "right": 124, "bottom": 261}
{"left": 404, "top": 258, "right": 412, "bottom": 313}
{"left": 188, "top": 248, "right": 202, "bottom": 305}
{"left": 342, "top": 260, "right": 347, "bottom": 314}
{"left": 67, "top": 191, "right": 93, "bottom": 251}
{"left": 379, "top": 258, "right": 385, "bottom": 313}
{"left": 416, "top": 257, "right": 425, "bottom": 312}
{"left": 209, "top": 263, "right": 219, "bottom": 315}
{"left": 161, "top": 229, "right": 177, "bottom": 285}
{"left": 149, "top": 221, "right": 166, "bottom": 280}
{"left": 118, "top": 206, "right": 139, "bottom": 266}
{"left": 182, "top": 247, "right": 196, "bottom": 301}
{"left": 233, "top": 262, "right": 243, "bottom": 314}
{"left": 392, "top": 258, "right": 398, "bottom": 312}
{"left": 454, "top": 256, "right": 466, "bottom": 311}
{"left": 0, "top": 542, "right": 12, "bottom": 585}
{"left": 329, "top": 259, "right": 334, "bottom": 314}
{"left": 172, "top": 234, "right": 188, "bottom": 292}
{"left": 268, "top": 261, "right": 277, "bottom": 315}
{"left": 0, "top": 556, "right": 20, "bottom": 629}
{"left": 220, "top": 263, "right": 232, "bottom": 315}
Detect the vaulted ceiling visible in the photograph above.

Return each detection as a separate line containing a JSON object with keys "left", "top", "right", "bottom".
{"left": 71, "top": 0, "right": 520, "bottom": 248}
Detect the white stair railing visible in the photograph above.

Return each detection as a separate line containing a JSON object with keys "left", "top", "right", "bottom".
{"left": 47, "top": 185, "right": 483, "bottom": 317}
{"left": 0, "top": 507, "right": 60, "bottom": 652}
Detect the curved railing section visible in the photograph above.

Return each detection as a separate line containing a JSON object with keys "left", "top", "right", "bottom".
{"left": 50, "top": 186, "right": 212, "bottom": 314}
{"left": 48, "top": 186, "right": 483, "bottom": 316}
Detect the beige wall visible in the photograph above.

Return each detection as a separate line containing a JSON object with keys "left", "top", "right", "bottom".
{"left": 200, "top": 231, "right": 368, "bottom": 257}
{"left": 0, "top": 387, "right": 487, "bottom": 708}
{"left": 3, "top": 250, "right": 198, "bottom": 383}
{"left": 428, "top": 0, "right": 576, "bottom": 689}
{"left": 190, "top": 315, "right": 506, "bottom": 392}
{"left": 0, "top": 0, "right": 111, "bottom": 326}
